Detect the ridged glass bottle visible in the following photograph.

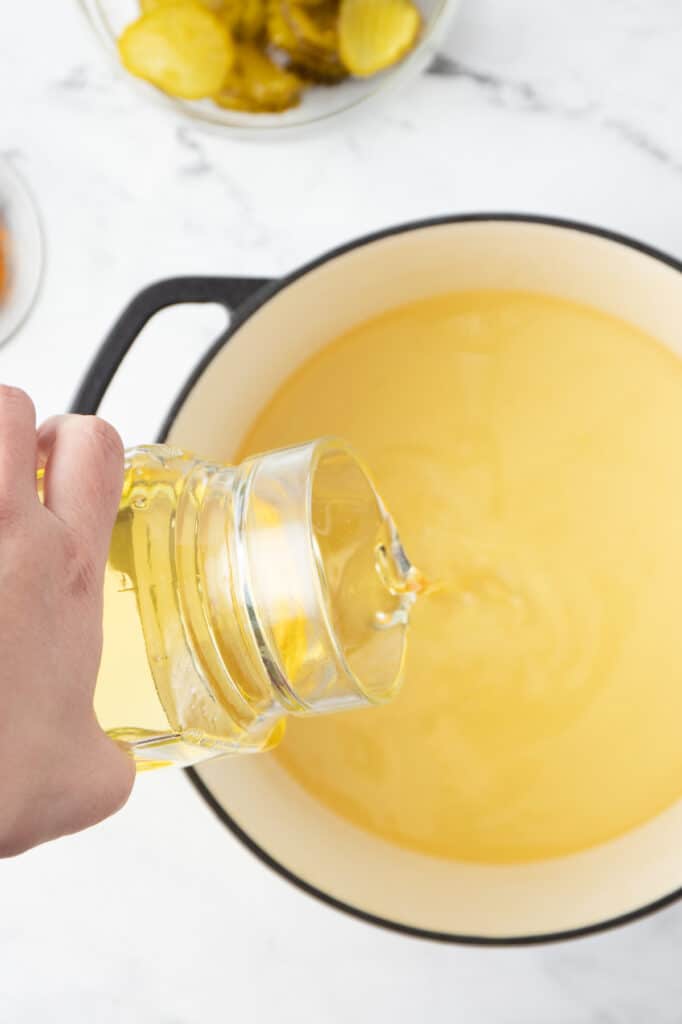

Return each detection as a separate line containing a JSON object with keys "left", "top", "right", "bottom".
{"left": 92, "top": 439, "right": 419, "bottom": 769}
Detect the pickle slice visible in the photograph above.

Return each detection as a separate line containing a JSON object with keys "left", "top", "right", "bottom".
{"left": 214, "top": 42, "right": 303, "bottom": 111}
{"left": 289, "top": 58, "right": 345, "bottom": 84}
{"left": 338, "top": 0, "right": 421, "bottom": 77}
{"left": 119, "top": 3, "right": 235, "bottom": 100}
{"left": 141, "top": 0, "right": 225, "bottom": 11}
{"left": 266, "top": 0, "right": 299, "bottom": 51}
{"left": 286, "top": 0, "right": 338, "bottom": 54}
{"left": 268, "top": 0, "right": 346, "bottom": 82}
{"left": 221, "top": 0, "right": 267, "bottom": 40}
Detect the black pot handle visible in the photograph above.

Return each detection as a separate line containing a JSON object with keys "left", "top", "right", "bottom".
{"left": 70, "top": 275, "right": 271, "bottom": 415}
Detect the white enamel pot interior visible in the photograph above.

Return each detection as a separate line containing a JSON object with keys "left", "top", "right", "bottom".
{"left": 95, "top": 215, "right": 682, "bottom": 944}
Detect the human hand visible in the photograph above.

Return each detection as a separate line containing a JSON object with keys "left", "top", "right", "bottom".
{"left": 0, "top": 387, "right": 135, "bottom": 857}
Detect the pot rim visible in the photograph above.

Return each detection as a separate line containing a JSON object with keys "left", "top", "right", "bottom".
{"left": 157, "top": 211, "right": 682, "bottom": 946}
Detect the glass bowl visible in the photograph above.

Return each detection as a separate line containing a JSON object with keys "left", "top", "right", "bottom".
{"left": 0, "top": 159, "right": 44, "bottom": 348}
{"left": 77, "top": 0, "right": 460, "bottom": 136}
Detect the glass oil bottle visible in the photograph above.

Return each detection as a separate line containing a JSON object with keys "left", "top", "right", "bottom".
{"left": 89, "top": 439, "right": 420, "bottom": 769}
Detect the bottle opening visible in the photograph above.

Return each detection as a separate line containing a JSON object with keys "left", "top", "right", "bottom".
{"left": 309, "top": 443, "right": 414, "bottom": 705}
{"left": 239, "top": 438, "right": 419, "bottom": 716}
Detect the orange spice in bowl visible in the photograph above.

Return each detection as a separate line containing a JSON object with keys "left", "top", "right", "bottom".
{"left": 0, "top": 216, "right": 9, "bottom": 306}
{"left": 0, "top": 159, "right": 43, "bottom": 347}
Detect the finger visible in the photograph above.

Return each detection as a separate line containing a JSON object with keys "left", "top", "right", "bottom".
{"left": 36, "top": 414, "right": 73, "bottom": 469}
{"left": 37, "top": 414, "right": 124, "bottom": 563}
{"left": 0, "top": 385, "right": 38, "bottom": 517}
{"left": 70, "top": 726, "right": 136, "bottom": 834}
{"left": 34, "top": 725, "right": 136, "bottom": 849}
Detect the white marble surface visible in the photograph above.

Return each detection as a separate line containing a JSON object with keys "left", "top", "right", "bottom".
{"left": 3, "top": 0, "right": 682, "bottom": 1019}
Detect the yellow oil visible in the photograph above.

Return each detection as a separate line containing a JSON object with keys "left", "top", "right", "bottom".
{"left": 236, "top": 289, "right": 682, "bottom": 863}
{"left": 93, "top": 451, "right": 287, "bottom": 767}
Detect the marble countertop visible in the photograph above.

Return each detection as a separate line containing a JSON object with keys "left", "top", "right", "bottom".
{"left": 3, "top": 0, "right": 682, "bottom": 1019}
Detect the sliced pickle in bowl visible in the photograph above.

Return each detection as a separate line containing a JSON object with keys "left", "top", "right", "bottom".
{"left": 221, "top": 0, "right": 268, "bottom": 40}
{"left": 140, "top": 0, "right": 226, "bottom": 12}
{"left": 284, "top": 0, "right": 338, "bottom": 55}
{"left": 214, "top": 42, "right": 303, "bottom": 111}
{"left": 339, "top": 0, "right": 421, "bottom": 77}
{"left": 116, "top": 0, "right": 426, "bottom": 116}
{"left": 268, "top": 0, "right": 346, "bottom": 83}
{"left": 119, "top": 2, "right": 235, "bottom": 99}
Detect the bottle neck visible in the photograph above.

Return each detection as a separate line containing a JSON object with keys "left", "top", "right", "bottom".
{"left": 192, "top": 440, "right": 417, "bottom": 718}
{"left": 184, "top": 457, "right": 323, "bottom": 720}
{"left": 173, "top": 458, "right": 287, "bottom": 728}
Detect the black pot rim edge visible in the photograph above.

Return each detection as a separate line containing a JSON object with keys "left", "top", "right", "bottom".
{"left": 153, "top": 211, "right": 682, "bottom": 947}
